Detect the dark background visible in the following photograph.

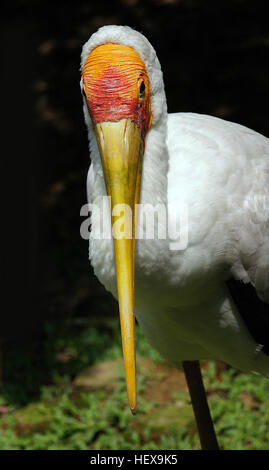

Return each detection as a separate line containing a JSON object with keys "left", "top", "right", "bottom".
{"left": 2, "top": 0, "right": 269, "bottom": 347}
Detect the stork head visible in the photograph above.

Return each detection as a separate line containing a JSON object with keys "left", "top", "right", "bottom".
{"left": 82, "top": 43, "right": 152, "bottom": 138}
{"left": 81, "top": 26, "right": 165, "bottom": 414}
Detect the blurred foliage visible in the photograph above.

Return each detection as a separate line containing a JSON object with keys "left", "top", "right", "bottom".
{"left": 1, "top": 319, "right": 269, "bottom": 449}
{"left": 1, "top": 317, "right": 161, "bottom": 407}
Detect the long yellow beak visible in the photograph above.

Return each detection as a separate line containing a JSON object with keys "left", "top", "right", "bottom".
{"left": 94, "top": 118, "right": 143, "bottom": 414}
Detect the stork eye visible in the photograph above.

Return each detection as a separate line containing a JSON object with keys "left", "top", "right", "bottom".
{"left": 139, "top": 81, "right": 145, "bottom": 99}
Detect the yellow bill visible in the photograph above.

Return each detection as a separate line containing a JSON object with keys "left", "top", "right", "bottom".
{"left": 94, "top": 118, "right": 143, "bottom": 414}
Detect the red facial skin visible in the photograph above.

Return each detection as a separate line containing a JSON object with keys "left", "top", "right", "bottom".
{"left": 82, "top": 44, "right": 152, "bottom": 139}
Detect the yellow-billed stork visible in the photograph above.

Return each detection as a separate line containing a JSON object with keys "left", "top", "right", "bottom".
{"left": 80, "top": 25, "right": 269, "bottom": 449}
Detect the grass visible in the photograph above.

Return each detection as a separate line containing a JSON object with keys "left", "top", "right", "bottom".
{"left": 1, "top": 317, "right": 269, "bottom": 450}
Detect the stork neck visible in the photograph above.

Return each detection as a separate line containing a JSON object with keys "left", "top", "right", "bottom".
{"left": 88, "top": 110, "right": 169, "bottom": 208}
{"left": 140, "top": 114, "right": 169, "bottom": 207}
{"left": 87, "top": 106, "right": 170, "bottom": 288}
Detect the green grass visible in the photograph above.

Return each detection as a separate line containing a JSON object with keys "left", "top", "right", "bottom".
{"left": 1, "top": 318, "right": 269, "bottom": 450}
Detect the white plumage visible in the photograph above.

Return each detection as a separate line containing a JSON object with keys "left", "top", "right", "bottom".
{"left": 81, "top": 26, "right": 269, "bottom": 379}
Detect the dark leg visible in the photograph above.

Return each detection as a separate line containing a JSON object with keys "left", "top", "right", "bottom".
{"left": 182, "top": 360, "right": 219, "bottom": 450}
